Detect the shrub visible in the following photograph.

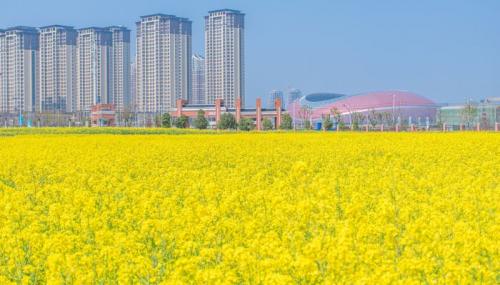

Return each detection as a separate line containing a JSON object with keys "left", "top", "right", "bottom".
{"left": 161, "top": 113, "right": 171, "bottom": 128}
{"left": 322, "top": 115, "right": 333, "bottom": 131}
{"left": 262, "top": 118, "right": 273, "bottom": 131}
{"left": 280, "top": 114, "right": 293, "bottom": 130}
{"left": 193, "top": 110, "right": 209, "bottom": 130}
{"left": 239, "top": 118, "right": 255, "bottom": 131}
{"left": 175, "top": 115, "right": 189, "bottom": 129}
{"left": 218, "top": 113, "right": 237, "bottom": 130}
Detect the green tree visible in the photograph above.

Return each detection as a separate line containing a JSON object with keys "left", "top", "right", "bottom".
{"left": 161, "top": 113, "right": 171, "bottom": 128}
{"left": 193, "top": 110, "right": 209, "bottom": 130}
{"left": 262, "top": 118, "right": 273, "bottom": 131}
{"left": 218, "top": 113, "right": 237, "bottom": 130}
{"left": 175, "top": 115, "right": 189, "bottom": 129}
{"left": 338, "top": 121, "right": 346, "bottom": 130}
{"left": 239, "top": 118, "right": 255, "bottom": 131}
{"left": 280, "top": 113, "right": 293, "bottom": 130}
{"left": 322, "top": 114, "right": 333, "bottom": 131}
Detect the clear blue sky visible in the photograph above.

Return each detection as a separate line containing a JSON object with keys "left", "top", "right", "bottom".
{"left": 1, "top": 0, "right": 499, "bottom": 104}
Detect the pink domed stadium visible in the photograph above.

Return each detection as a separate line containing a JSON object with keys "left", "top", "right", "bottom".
{"left": 288, "top": 90, "right": 437, "bottom": 123}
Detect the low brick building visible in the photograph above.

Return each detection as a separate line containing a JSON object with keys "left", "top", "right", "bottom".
{"left": 91, "top": 104, "right": 116, "bottom": 127}
{"left": 171, "top": 98, "right": 283, "bottom": 130}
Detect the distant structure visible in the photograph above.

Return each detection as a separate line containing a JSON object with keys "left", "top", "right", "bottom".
{"left": 205, "top": 9, "right": 245, "bottom": 109}
{"left": 172, "top": 97, "right": 283, "bottom": 130}
{"left": 0, "top": 27, "right": 39, "bottom": 113}
{"left": 287, "top": 88, "right": 302, "bottom": 109}
{"left": 90, "top": 103, "right": 115, "bottom": 127}
{"left": 76, "top": 27, "right": 112, "bottom": 113}
{"left": 288, "top": 91, "right": 438, "bottom": 126}
{"left": 39, "top": 25, "right": 77, "bottom": 113}
{"left": 109, "top": 26, "right": 131, "bottom": 112}
{"left": 136, "top": 14, "right": 192, "bottom": 113}
{"left": 438, "top": 97, "right": 500, "bottom": 129}
{"left": 268, "top": 90, "right": 284, "bottom": 109}
{"left": 191, "top": 54, "right": 205, "bottom": 104}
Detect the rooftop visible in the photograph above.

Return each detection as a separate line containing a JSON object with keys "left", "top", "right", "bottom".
{"left": 78, "top": 27, "right": 112, "bottom": 32}
{"left": 208, "top": 9, "right": 244, "bottom": 15}
{"left": 305, "top": 93, "right": 345, "bottom": 102}
{"left": 107, "top": 26, "right": 130, "bottom": 31}
{"left": 39, "top": 25, "right": 75, "bottom": 30}
{"left": 139, "top": 14, "right": 191, "bottom": 23}
{"left": 5, "top": 26, "right": 39, "bottom": 33}
{"left": 140, "top": 13, "right": 179, "bottom": 19}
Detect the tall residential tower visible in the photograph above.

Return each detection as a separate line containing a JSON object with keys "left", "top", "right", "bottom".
{"left": 136, "top": 14, "right": 192, "bottom": 113}
{"left": 109, "top": 26, "right": 131, "bottom": 112}
{"left": 130, "top": 59, "right": 136, "bottom": 110}
{"left": 0, "top": 29, "right": 5, "bottom": 112}
{"left": 76, "top": 27, "right": 112, "bottom": 112}
{"left": 205, "top": 9, "right": 245, "bottom": 108}
{"left": 39, "top": 25, "right": 77, "bottom": 112}
{"left": 191, "top": 54, "right": 205, "bottom": 104}
{"left": 0, "top": 27, "right": 39, "bottom": 113}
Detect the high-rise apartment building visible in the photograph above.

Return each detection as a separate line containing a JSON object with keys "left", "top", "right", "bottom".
{"left": 130, "top": 60, "right": 136, "bottom": 110}
{"left": 287, "top": 88, "right": 302, "bottom": 109}
{"left": 268, "top": 90, "right": 284, "bottom": 109}
{"left": 205, "top": 9, "right": 245, "bottom": 109}
{"left": 0, "top": 29, "right": 5, "bottom": 112}
{"left": 109, "top": 26, "right": 131, "bottom": 112}
{"left": 136, "top": 14, "right": 192, "bottom": 113}
{"left": 0, "top": 27, "right": 39, "bottom": 113}
{"left": 192, "top": 54, "right": 205, "bottom": 104}
{"left": 39, "top": 25, "right": 77, "bottom": 113}
{"left": 76, "top": 27, "right": 112, "bottom": 112}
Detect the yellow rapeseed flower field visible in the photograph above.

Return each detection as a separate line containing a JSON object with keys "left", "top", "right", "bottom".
{"left": 0, "top": 131, "right": 498, "bottom": 284}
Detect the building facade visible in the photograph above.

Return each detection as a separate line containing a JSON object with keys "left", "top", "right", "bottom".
{"left": 109, "top": 26, "right": 131, "bottom": 112}
{"left": 438, "top": 98, "right": 500, "bottom": 130}
{"left": 136, "top": 14, "right": 192, "bottom": 113}
{"left": 172, "top": 97, "right": 282, "bottom": 130}
{"left": 76, "top": 27, "right": 112, "bottom": 112}
{"left": 130, "top": 59, "right": 136, "bottom": 110}
{"left": 39, "top": 25, "right": 77, "bottom": 113}
{"left": 0, "top": 29, "right": 5, "bottom": 113}
{"left": 268, "top": 90, "right": 284, "bottom": 109}
{"left": 0, "top": 27, "right": 39, "bottom": 113}
{"left": 205, "top": 9, "right": 245, "bottom": 109}
{"left": 192, "top": 54, "right": 205, "bottom": 104}
{"left": 288, "top": 91, "right": 438, "bottom": 127}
